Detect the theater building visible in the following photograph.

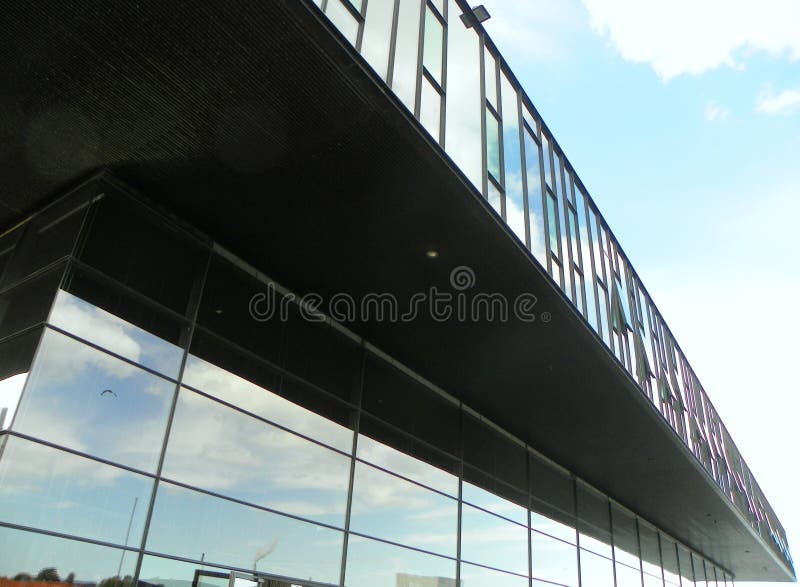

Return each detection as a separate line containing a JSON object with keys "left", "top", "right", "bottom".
{"left": 0, "top": 1, "right": 793, "bottom": 587}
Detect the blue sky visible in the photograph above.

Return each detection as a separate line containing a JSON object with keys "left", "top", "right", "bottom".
{"left": 478, "top": 0, "right": 800, "bottom": 581}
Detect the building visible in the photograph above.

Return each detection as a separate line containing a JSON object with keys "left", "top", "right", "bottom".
{"left": 0, "top": 1, "right": 793, "bottom": 587}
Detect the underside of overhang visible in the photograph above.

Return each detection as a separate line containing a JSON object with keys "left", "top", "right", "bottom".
{"left": 0, "top": 0, "right": 792, "bottom": 580}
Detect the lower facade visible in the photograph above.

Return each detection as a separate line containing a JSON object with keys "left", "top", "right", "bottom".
{"left": 0, "top": 177, "right": 732, "bottom": 587}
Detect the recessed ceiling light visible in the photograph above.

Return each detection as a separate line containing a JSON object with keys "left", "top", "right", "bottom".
{"left": 425, "top": 250, "right": 439, "bottom": 259}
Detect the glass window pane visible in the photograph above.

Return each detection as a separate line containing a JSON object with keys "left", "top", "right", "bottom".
{"left": 460, "top": 563, "right": 528, "bottom": 587}
{"left": 12, "top": 328, "right": 175, "bottom": 472}
{"left": 532, "top": 530, "right": 578, "bottom": 586}
{"left": 362, "top": 354, "right": 460, "bottom": 457}
{"left": 462, "top": 479, "right": 527, "bottom": 525}
{"left": 611, "top": 505, "right": 640, "bottom": 568}
{"left": 639, "top": 521, "right": 662, "bottom": 577}
{"left": 488, "top": 179, "right": 503, "bottom": 217}
{"left": 546, "top": 192, "right": 560, "bottom": 258}
{"left": 580, "top": 549, "right": 615, "bottom": 587}
{"left": 423, "top": 7, "right": 444, "bottom": 83}
{"left": 182, "top": 340, "right": 354, "bottom": 452}
{"left": 660, "top": 534, "right": 680, "bottom": 585}
{"left": 0, "top": 226, "right": 21, "bottom": 288}
{"left": 80, "top": 193, "right": 207, "bottom": 316}
{"left": 524, "top": 126, "right": 546, "bottom": 263}
{"left": 420, "top": 77, "right": 442, "bottom": 141}
{"left": 0, "top": 328, "right": 40, "bottom": 431}
{"left": 463, "top": 414, "right": 527, "bottom": 497}
{"left": 530, "top": 452, "right": 575, "bottom": 543}
{"left": 0, "top": 263, "right": 62, "bottom": 340}
{"left": 677, "top": 545, "right": 694, "bottom": 585}
{"left": 163, "top": 388, "right": 351, "bottom": 527}
{"left": 484, "top": 48, "right": 498, "bottom": 107}
{"left": 542, "top": 135, "right": 552, "bottom": 188}
{"left": 461, "top": 503, "right": 528, "bottom": 574}
{"left": 577, "top": 481, "right": 612, "bottom": 558}
{"left": 501, "top": 76, "right": 526, "bottom": 245}
{"left": 616, "top": 562, "right": 643, "bottom": 587}
{"left": 486, "top": 106, "right": 501, "bottom": 182}
{"left": 50, "top": 284, "right": 185, "bottom": 380}
{"left": 344, "top": 535, "right": 456, "bottom": 587}
{"left": 391, "top": 0, "right": 422, "bottom": 111}
{"left": 282, "top": 302, "right": 362, "bottom": 403}
{"left": 349, "top": 461, "right": 457, "bottom": 556}
{"left": 326, "top": 0, "right": 360, "bottom": 45}
{"left": 0, "top": 436, "right": 152, "bottom": 547}
{"left": 0, "top": 526, "right": 137, "bottom": 584}
{"left": 444, "top": 11, "right": 481, "bottom": 188}
{"left": 361, "top": 0, "right": 395, "bottom": 79}
{"left": 1, "top": 195, "right": 88, "bottom": 287}
{"left": 147, "top": 481, "right": 343, "bottom": 584}
{"left": 357, "top": 416, "right": 458, "bottom": 496}
{"left": 198, "top": 253, "right": 285, "bottom": 367}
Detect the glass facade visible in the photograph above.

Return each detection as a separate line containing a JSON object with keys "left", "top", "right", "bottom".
{"left": 310, "top": 0, "right": 791, "bottom": 571}
{"left": 0, "top": 179, "right": 736, "bottom": 587}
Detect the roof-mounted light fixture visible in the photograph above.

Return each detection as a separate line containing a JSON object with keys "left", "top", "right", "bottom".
{"left": 460, "top": 5, "right": 491, "bottom": 28}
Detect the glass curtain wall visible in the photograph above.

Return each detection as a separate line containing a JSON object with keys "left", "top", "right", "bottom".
{"left": 0, "top": 177, "right": 732, "bottom": 587}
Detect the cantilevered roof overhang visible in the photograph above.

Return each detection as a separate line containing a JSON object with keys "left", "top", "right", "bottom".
{"left": 0, "top": 0, "right": 792, "bottom": 580}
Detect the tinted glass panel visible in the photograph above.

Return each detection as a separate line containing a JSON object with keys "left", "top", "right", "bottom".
{"left": 349, "top": 461, "right": 457, "bottom": 556}
{"left": 162, "top": 388, "right": 351, "bottom": 527}
{"left": 50, "top": 286, "right": 185, "bottom": 380}
{"left": 462, "top": 479, "right": 527, "bottom": 525}
{"left": 197, "top": 254, "right": 285, "bottom": 366}
{"left": 463, "top": 413, "right": 526, "bottom": 492}
{"left": 0, "top": 436, "right": 152, "bottom": 546}
{"left": 530, "top": 453, "right": 575, "bottom": 543}
{"left": 362, "top": 354, "right": 460, "bottom": 456}
{"left": 461, "top": 503, "right": 528, "bottom": 574}
{"left": 0, "top": 525, "right": 137, "bottom": 584}
{"left": 13, "top": 328, "right": 175, "bottom": 472}
{"left": 0, "top": 226, "right": 21, "bottom": 287}
{"left": 345, "top": 535, "right": 456, "bottom": 587}
{"left": 612, "top": 505, "right": 640, "bottom": 568}
{"left": 183, "top": 341, "right": 354, "bottom": 452}
{"left": 531, "top": 530, "right": 578, "bottom": 586}
{"left": 147, "top": 481, "right": 343, "bottom": 584}
{"left": 577, "top": 481, "right": 612, "bottom": 557}
{"left": 660, "top": 534, "right": 680, "bottom": 585}
{"left": 0, "top": 263, "right": 63, "bottom": 340}
{"left": 2, "top": 195, "right": 87, "bottom": 287}
{"left": 639, "top": 521, "right": 662, "bottom": 577}
{"left": 282, "top": 303, "right": 361, "bottom": 403}
{"left": 80, "top": 193, "right": 206, "bottom": 315}
{"left": 357, "top": 417, "right": 458, "bottom": 496}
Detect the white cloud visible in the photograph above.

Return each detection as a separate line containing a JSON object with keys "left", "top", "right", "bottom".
{"left": 756, "top": 87, "right": 800, "bottom": 114}
{"left": 580, "top": 0, "right": 800, "bottom": 80}
{"left": 480, "top": 0, "right": 585, "bottom": 61}
{"left": 705, "top": 101, "right": 730, "bottom": 122}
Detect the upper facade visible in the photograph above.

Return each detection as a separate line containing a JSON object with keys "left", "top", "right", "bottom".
{"left": 0, "top": 0, "right": 793, "bottom": 582}
{"left": 308, "top": 0, "right": 793, "bottom": 577}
